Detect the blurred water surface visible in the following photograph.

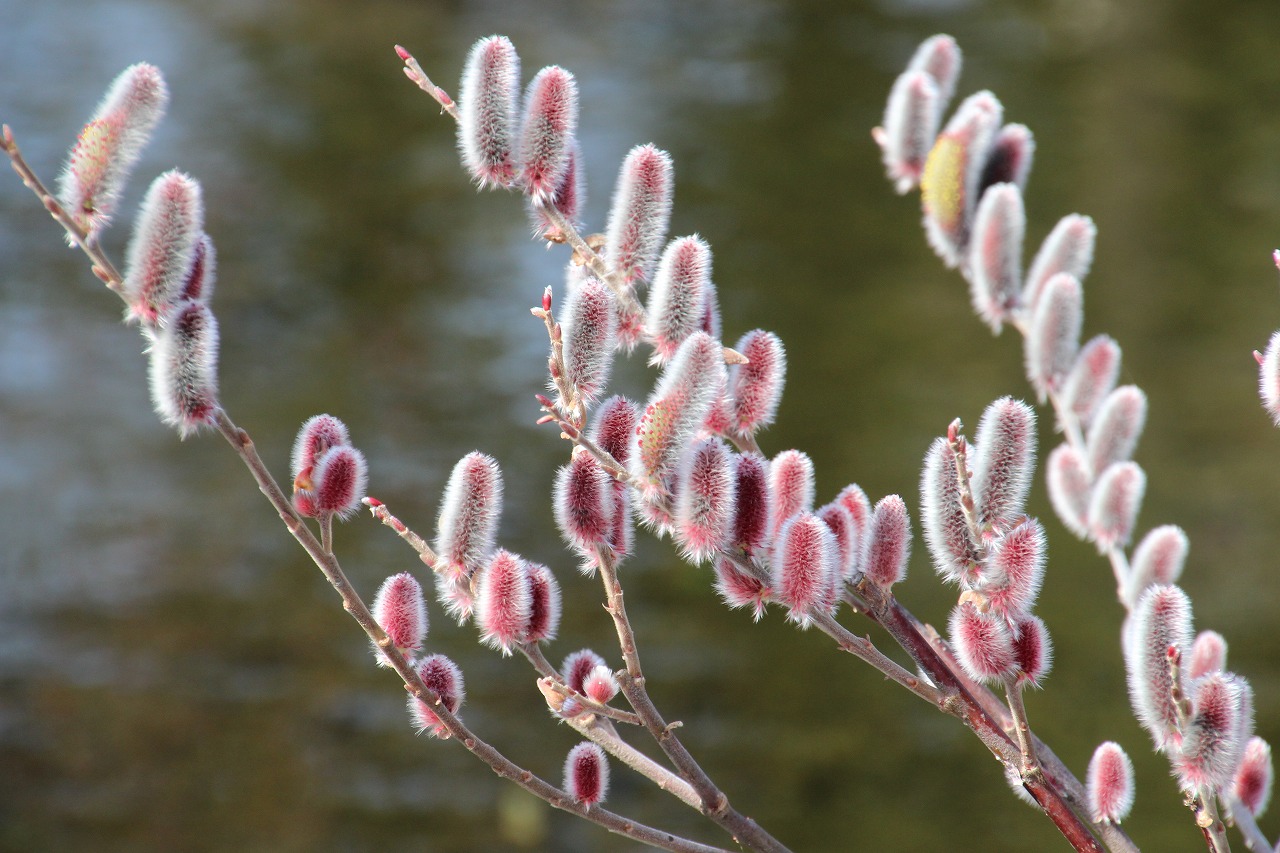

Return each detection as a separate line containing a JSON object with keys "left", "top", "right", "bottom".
{"left": 3, "top": 0, "right": 1280, "bottom": 850}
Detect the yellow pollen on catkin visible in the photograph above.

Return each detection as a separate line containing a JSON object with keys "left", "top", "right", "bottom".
{"left": 921, "top": 134, "right": 966, "bottom": 233}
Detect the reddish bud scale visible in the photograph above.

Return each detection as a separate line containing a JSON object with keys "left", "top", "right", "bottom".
{"left": 1124, "top": 524, "right": 1188, "bottom": 609}
{"left": 563, "top": 649, "right": 607, "bottom": 695}
{"left": 920, "top": 91, "right": 1003, "bottom": 268}
{"left": 1046, "top": 443, "right": 1091, "bottom": 539}
{"left": 1088, "top": 461, "right": 1145, "bottom": 551}
{"left": 981, "top": 518, "right": 1046, "bottom": 618}
{"left": 1060, "top": 335, "right": 1121, "bottom": 429}
{"left": 1178, "top": 672, "right": 1251, "bottom": 794}
{"left": 564, "top": 742, "right": 610, "bottom": 805}
{"left": 604, "top": 144, "right": 674, "bottom": 287}
{"left": 1025, "top": 272, "right": 1083, "bottom": 402}
{"left": 553, "top": 452, "right": 615, "bottom": 570}
{"left": 435, "top": 452, "right": 503, "bottom": 580}
{"left": 970, "top": 397, "right": 1036, "bottom": 532}
{"left": 968, "top": 183, "right": 1024, "bottom": 333}
{"left": 713, "top": 557, "right": 769, "bottom": 620}
{"left": 646, "top": 235, "right": 712, "bottom": 364}
{"left": 475, "top": 549, "right": 532, "bottom": 654}
{"left": 836, "top": 484, "right": 872, "bottom": 578}
{"left": 1086, "top": 386, "right": 1147, "bottom": 477}
{"left": 771, "top": 512, "right": 838, "bottom": 627}
{"left": 518, "top": 66, "right": 579, "bottom": 201}
{"left": 1260, "top": 331, "right": 1280, "bottom": 425}
{"left": 371, "top": 572, "right": 428, "bottom": 666}
{"left": 817, "top": 502, "right": 857, "bottom": 581}
{"left": 147, "top": 299, "right": 220, "bottom": 438}
{"left": 920, "top": 437, "right": 980, "bottom": 585}
{"left": 407, "top": 654, "right": 465, "bottom": 739}
{"left": 583, "top": 664, "right": 619, "bottom": 704}
{"left": 1012, "top": 614, "right": 1053, "bottom": 687}
{"left": 124, "top": 170, "right": 205, "bottom": 325}
{"left": 1125, "top": 584, "right": 1193, "bottom": 750}
{"left": 529, "top": 139, "right": 585, "bottom": 238}
{"left": 730, "top": 453, "right": 772, "bottom": 555}
{"left": 1188, "top": 630, "right": 1227, "bottom": 680}
{"left": 1086, "top": 741, "right": 1135, "bottom": 824}
{"left": 674, "top": 439, "right": 736, "bottom": 563}
{"left": 1233, "top": 737, "right": 1273, "bottom": 818}
{"left": 58, "top": 62, "right": 169, "bottom": 238}
{"left": 878, "top": 69, "right": 941, "bottom": 194}
{"left": 864, "top": 495, "right": 911, "bottom": 589}
{"left": 561, "top": 277, "right": 617, "bottom": 407}
{"left": 457, "top": 36, "right": 521, "bottom": 188}
{"left": 523, "top": 562, "right": 561, "bottom": 644}
{"left": 179, "top": 233, "right": 216, "bottom": 303}
{"left": 311, "top": 445, "right": 368, "bottom": 519}
{"left": 949, "top": 601, "right": 1016, "bottom": 683}
{"left": 1023, "top": 214, "right": 1097, "bottom": 314}
{"left": 727, "top": 329, "right": 787, "bottom": 436}
{"left": 768, "top": 450, "right": 816, "bottom": 539}
{"left": 978, "top": 123, "right": 1035, "bottom": 193}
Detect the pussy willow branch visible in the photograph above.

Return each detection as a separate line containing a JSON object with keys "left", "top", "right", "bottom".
{"left": 1224, "top": 795, "right": 1272, "bottom": 853}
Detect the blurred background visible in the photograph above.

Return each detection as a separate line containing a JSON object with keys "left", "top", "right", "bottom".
{"left": 3, "top": 0, "right": 1280, "bottom": 850}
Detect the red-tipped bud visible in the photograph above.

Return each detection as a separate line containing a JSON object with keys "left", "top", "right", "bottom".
{"left": 1125, "top": 584, "right": 1193, "bottom": 750}
{"left": 1086, "top": 386, "right": 1147, "bottom": 476}
{"left": 836, "top": 484, "right": 872, "bottom": 578}
{"left": 582, "top": 664, "right": 619, "bottom": 704}
{"left": 949, "top": 600, "right": 1016, "bottom": 683}
{"left": 147, "top": 299, "right": 219, "bottom": 437}
{"left": 768, "top": 450, "right": 815, "bottom": 539}
{"left": 407, "top": 654, "right": 465, "bottom": 738}
{"left": 457, "top": 35, "right": 521, "bottom": 188}
{"left": 646, "top": 235, "right": 712, "bottom": 365}
{"left": 371, "top": 572, "right": 428, "bottom": 666}
{"left": 179, "top": 233, "right": 216, "bottom": 303}
{"left": 674, "top": 439, "right": 736, "bottom": 563}
{"left": 1086, "top": 741, "right": 1135, "bottom": 824}
{"left": 1060, "top": 335, "right": 1121, "bottom": 430}
{"left": 981, "top": 518, "right": 1046, "bottom": 618}
{"left": 562, "top": 649, "right": 608, "bottom": 695}
{"left": 291, "top": 414, "right": 350, "bottom": 489}
{"left": 1012, "top": 613, "right": 1053, "bottom": 687}
{"left": 713, "top": 557, "right": 769, "bottom": 620}
{"left": 729, "top": 452, "right": 772, "bottom": 555}
{"left": 771, "top": 512, "right": 838, "bottom": 627}
{"left": 435, "top": 452, "right": 503, "bottom": 580}
{"left": 920, "top": 91, "right": 1003, "bottom": 267}
{"left": 1046, "top": 443, "right": 1091, "bottom": 539}
{"left": 1260, "top": 331, "right": 1280, "bottom": 425}
{"left": 632, "top": 332, "right": 727, "bottom": 496}
{"left": 310, "top": 445, "right": 368, "bottom": 519}
{"left": 553, "top": 451, "right": 616, "bottom": 570}
{"left": 1188, "top": 630, "right": 1227, "bottom": 680}
{"left": 604, "top": 144, "right": 674, "bottom": 288}
{"left": 877, "top": 69, "right": 941, "bottom": 194}
{"left": 920, "top": 437, "right": 980, "bottom": 585}
{"left": 1023, "top": 214, "right": 1096, "bottom": 313}
{"left": 124, "top": 170, "right": 205, "bottom": 325}
{"left": 524, "top": 562, "right": 562, "bottom": 644}
{"left": 726, "top": 329, "right": 787, "bottom": 436}
{"left": 58, "top": 62, "right": 168, "bottom": 238}
{"left": 864, "top": 495, "right": 911, "bottom": 589}
{"left": 979, "top": 123, "right": 1035, "bottom": 193}
{"left": 970, "top": 397, "right": 1036, "bottom": 532}
{"left": 1234, "top": 737, "right": 1273, "bottom": 818}
{"left": 817, "top": 502, "right": 857, "bottom": 582}
{"left": 529, "top": 139, "right": 585, "bottom": 238}
{"left": 1089, "top": 462, "right": 1145, "bottom": 551}
{"left": 1025, "top": 272, "right": 1082, "bottom": 401}
{"left": 519, "top": 66, "right": 579, "bottom": 202}
{"left": 564, "top": 742, "right": 609, "bottom": 805}
{"left": 475, "top": 549, "right": 531, "bottom": 654}
{"left": 1124, "top": 524, "right": 1188, "bottom": 609}
{"left": 1178, "top": 672, "right": 1252, "bottom": 794}
{"left": 561, "top": 277, "right": 618, "bottom": 407}
{"left": 968, "top": 183, "right": 1025, "bottom": 333}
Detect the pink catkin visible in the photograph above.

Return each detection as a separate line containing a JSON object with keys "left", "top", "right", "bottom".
{"left": 524, "top": 562, "right": 561, "bottom": 644}
{"left": 604, "top": 143, "right": 674, "bottom": 288}
{"left": 967, "top": 182, "right": 1024, "bottom": 333}
{"left": 1188, "top": 630, "right": 1227, "bottom": 680}
{"left": 673, "top": 438, "right": 736, "bottom": 563}
{"left": 582, "top": 664, "right": 619, "bottom": 704}
{"left": 1046, "top": 443, "right": 1091, "bottom": 539}
{"left": 727, "top": 329, "right": 786, "bottom": 436}
{"left": 817, "top": 502, "right": 857, "bottom": 581}
{"left": 147, "top": 299, "right": 219, "bottom": 438}
{"left": 179, "top": 234, "right": 216, "bottom": 304}
{"left": 1011, "top": 613, "right": 1053, "bottom": 687}
{"left": 562, "top": 649, "right": 607, "bottom": 695}
{"left": 920, "top": 90, "right": 1002, "bottom": 268}
{"left": 949, "top": 601, "right": 1016, "bottom": 683}
{"left": 1023, "top": 213, "right": 1097, "bottom": 313}
{"left": 770, "top": 512, "right": 838, "bottom": 626}
{"left": 553, "top": 451, "right": 615, "bottom": 569}
{"left": 475, "top": 549, "right": 532, "bottom": 654}
{"left": 407, "top": 654, "right": 465, "bottom": 739}
{"left": 1124, "top": 524, "right": 1188, "bottom": 608}
{"left": 730, "top": 453, "right": 772, "bottom": 555}
{"left": 1086, "top": 741, "right": 1135, "bottom": 824}
{"left": 457, "top": 35, "right": 521, "bottom": 188}
{"left": 919, "top": 437, "right": 980, "bottom": 585}
{"left": 713, "top": 557, "right": 769, "bottom": 620}
{"left": 1177, "top": 672, "right": 1250, "bottom": 794}
{"left": 564, "top": 742, "right": 609, "bottom": 805}
{"left": 979, "top": 123, "right": 1035, "bottom": 192}
{"left": 124, "top": 170, "right": 205, "bottom": 325}
{"left": 1233, "top": 737, "right": 1273, "bottom": 818}
{"left": 1088, "top": 461, "right": 1145, "bottom": 551}
{"left": 311, "top": 445, "right": 368, "bottom": 519}
{"left": 969, "top": 396, "right": 1036, "bottom": 532}
{"left": 1086, "top": 385, "right": 1147, "bottom": 477}
{"left": 1060, "top": 335, "right": 1121, "bottom": 429}
{"left": 1260, "top": 331, "right": 1280, "bottom": 425}
{"left": 877, "top": 69, "right": 940, "bottom": 194}
{"left": 561, "top": 277, "right": 617, "bottom": 408}
{"left": 980, "top": 518, "right": 1046, "bottom": 618}
{"left": 435, "top": 452, "right": 503, "bottom": 578}
{"left": 529, "top": 139, "right": 585, "bottom": 238}
{"left": 1025, "top": 272, "right": 1083, "bottom": 402}
{"left": 906, "top": 34, "right": 961, "bottom": 113}
{"left": 864, "top": 495, "right": 911, "bottom": 589}
{"left": 836, "top": 484, "right": 872, "bottom": 577}
{"left": 1125, "top": 584, "right": 1193, "bottom": 751}
{"left": 768, "top": 450, "right": 815, "bottom": 539}
{"left": 518, "top": 66, "right": 578, "bottom": 201}
{"left": 371, "top": 572, "right": 428, "bottom": 665}
{"left": 646, "top": 235, "right": 711, "bottom": 365}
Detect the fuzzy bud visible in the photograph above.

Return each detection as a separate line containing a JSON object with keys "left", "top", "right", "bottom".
{"left": 1125, "top": 584, "right": 1193, "bottom": 750}
{"left": 407, "top": 654, "right": 465, "bottom": 738}
{"left": 877, "top": 69, "right": 941, "bottom": 194}
{"left": 1089, "top": 462, "right": 1145, "bottom": 551}
{"left": 768, "top": 450, "right": 816, "bottom": 539}
{"left": 1188, "top": 630, "right": 1227, "bottom": 680}
{"left": 590, "top": 395, "right": 640, "bottom": 467}
{"left": 1023, "top": 214, "right": 1096, "bottom": 313}
{"left": 713, "top": 557, "right": 769, "bottom": 620}
{"left": 561, "top": 276, "right": 618, "bottom": 408}
{"left": 524, "top": 562, "right": 562, "bottom": 644}
{"left": 674, "top": 439, "right": 736, "bottom": 563}
{"left": 864, "top": 495, "right": 911, "bottom": 589}
{"left": 582, "top": 664, "right": 620, "bottom": 704}
{"left": 1086, "top": 386, "right": 1147, "bottom": 477}
{"left": 564, "top": 742, "right": 609, "bottom": 805}
{"left": 920, "top": 437, "right": 980, "bottom": 585}
{"left": 836, "top": 484, "right": 873, "bottom": 578}
{"left": 604, "top": 144, "right": 674, "bottom": 288}
{"left": 1124, "top": 525, "right": 1188, "bottom": 609}
{"left": 1233, "top": 737, "right": 1273, "bottom": 818}
{"left": 949, "top": 600, "right": 1016, "bottom": 683}
{"left": 970, "top": 397, "right": 1036, "bottom": 532}
{"left": 907, "top": 34, "right": 962, "bottom": 108}
{"left": 529, "top": 139, "right": 585, "bottom": 238}
{"left": 646, "top": 235, "right": 712, "bottom": 365}
{"left": 371, "top": 572, "right": 428, "bottom": 666}
{"left": 457, "top": 35, "right": 521, "bottom": 188}
{"left": 179, "top": 233, "right": 217, "bottom": 304}
{"left": 920, "top": 91, "right": 1003, "bottom": 267}
{"left": 726, "top": 329, "right": 787, "bottom": 437}
{"left": 475, "top": 549, "right": 532, "bottom": 654}
{"left": 1177, "top": 672, "right": 1252, "bottom": 794}
{"left": 147, "top": 299, "right": 219, "bottom": 437}
{"left": 435, "top": 452, "right": 504, "bottom": 579}
{"left": 1260, "top": 331, "right": 1280, "bottom": 425}
{"left": 124, "top": 170, "right": 205, "bottom": 325}
{"left": 979, "top": 123, "right": 1035, "bottom": 193}
{"left": 981, "top": 518, "right": 1047, "bottom": 618}
{"left": 310, "top": 445, "right": 368, "bottom": 519}
{"left": 1046, "top": 443, "right": 1091, "bottom": 539}
{"left": 817, "top": 501, "right": 857, "bottom": 582}
{"left": 729, "top": 452, "right": 772, "bottom": 555}
{"left": 554, "top": 452, "right": 616, "bottom": 570}
{"left": 771, "top": 512, "right": 838, "bottom": 627}
{"left": 968, "top": 183, "right": 1025, "bottom": 332}
{"left": 290, "top": 414, "right": 350, "bottom": 510}
{"left": 518, "top": 66, "right": 579, "bottom": 201}
{"left": 1012, "top": 613, "right": 1053, "bottom": 687}
{"left": 1086, "top": 742, "right": 1135, "bottom": 824}
{"left": 1025, "top": 272, "right": 1083, "bottom": 401}
{"left": 562, "top": 649, "right": 608, "bottom": 696}
{"left": 1060, "top": 335, "right": 1121, "bottom": 430}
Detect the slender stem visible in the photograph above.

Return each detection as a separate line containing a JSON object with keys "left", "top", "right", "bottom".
{"left": 1223, "top": 795, "right": 1272, "bottom": 852}
{"left": 363, "top": 497, "right": 438, "bottom": 568}
{"left": 1004, "top": 681, "right": 1041, "bottom": 774}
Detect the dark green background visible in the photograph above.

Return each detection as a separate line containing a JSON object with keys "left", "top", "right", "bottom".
{"left": 2, "top": 1, "right": 1279, "bottom": 850}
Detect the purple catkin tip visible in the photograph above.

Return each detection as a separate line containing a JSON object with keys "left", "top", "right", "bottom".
{"left": 969, "top": 397, "right": 1036, "bottom": 533}
{"left": 1188, "top": 630, "right": 1228, "bottom": 680}
{"left": 730, "top": 452, "right": 772, "bottom": 555}
{"left": 1086, "top": 741, "right": 1135, "bottom": 824}
{"left": 561, "top": 277, "right": 618, "bottom": 408}
{"left": 435, "top": 452, "right": 504, "bottom": 580}
{"left": 1259, "top": 331, "right": 1280, "bottom": 425}
{"left": 1046, "top": 443, "right": 1091, "bottom": 539}
{"left": 817, "top": 501, "right": 857, "bottom": 581}
{"left": 920, "top": 436, "right": 979, "bottom": 585}
{"left": 949, "top": 601, "right": 1016, "bottom": 684}
{"left": 582, "top": 664, "right": 619, "bottom": 704}
{"left": 713, "top": 557, "right": 770, "bottom": 620}
{"left": 457, "top": 35, "right": 521, "bottom": 189}
{"left": 1060, "top": 335, "right": 1122, "bottom": 430}
{"left": 646, "top": 235, "right": 712, "bottom": 365}
{"left": 475, "top": 549, "right": 532, "bottom": 654}
{"left": 920, "top": 91, "right": 1003, "bottom": 268}
{"left": 291, "top": 414, "right": 351, "bottom": 487}
{"left": 1124, "top": 524, "right": 1188, "bottom": 609}
{"left": 1234, "top": 737, "right": 1274, "bottom": 818}
{"left": 147, "top": 299, "right": 220, "bottom": 438}
{"left": 1088, "top": 461, "right": 1145, "bottom": 552}
{"left": 968, "top": 183, "right": 1025, "bottom": 333}
{"left": 518, "top": 66, "right": 579, "bottom": 202}
{"left": 1023, "top": 214, "right": 1097, "bottom": 313}
{"left": 771, "top": 512, "right": 838, "bottom": 627}
{"left": 728, "top": 329, "right": 787, "bottom": 436}
{"left": 564, "top": 742, "right": 609, "bottom": 805}
{"left": 1125, "top": 584, "right": 1193, "bottom": 751}
{"left": 768, "top": 450, "right": 816, "bottom": 540}
{"left": 865, "top": 494, "right": 911, "bottom": 589}
{"left": 1177, "top": 672, "right": 1251, "bottom": 794}
{"left": 604, "top": 144, "right": 674, "bottom": 288}
{"left": 1011, "top": 613, "right": 1053, "bottom": 687}
{"left": 1086, "top": 385, "right": 1147, "bottom": 477}
{"left": 371, "top": 572, "right": 428, "bottom": 665}
{"left": 124, "top": 170, "right": 205, "bottom": 326}
{"left": 407, "top": 654, "right": 465, "bottom": 738}
{"left": 562, "top": 649, "right": 607, "bottom": 695}
{"left": 673, "top": 438, "right": 736, "bottom": 563}
{"left": 981, "top": 518, "right": 1046, "bottom": 618}
{"left": 553, "top": 451, "right": 615, "bottom": 571}
{"left": 1025, "top": 272, "right": 1083, "bottom": 402}
{"left": 524, "top": 562, "right": 562, "bottom": 644}
{"left": 311, "top": 445, "right": 368, "bottom": 520}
